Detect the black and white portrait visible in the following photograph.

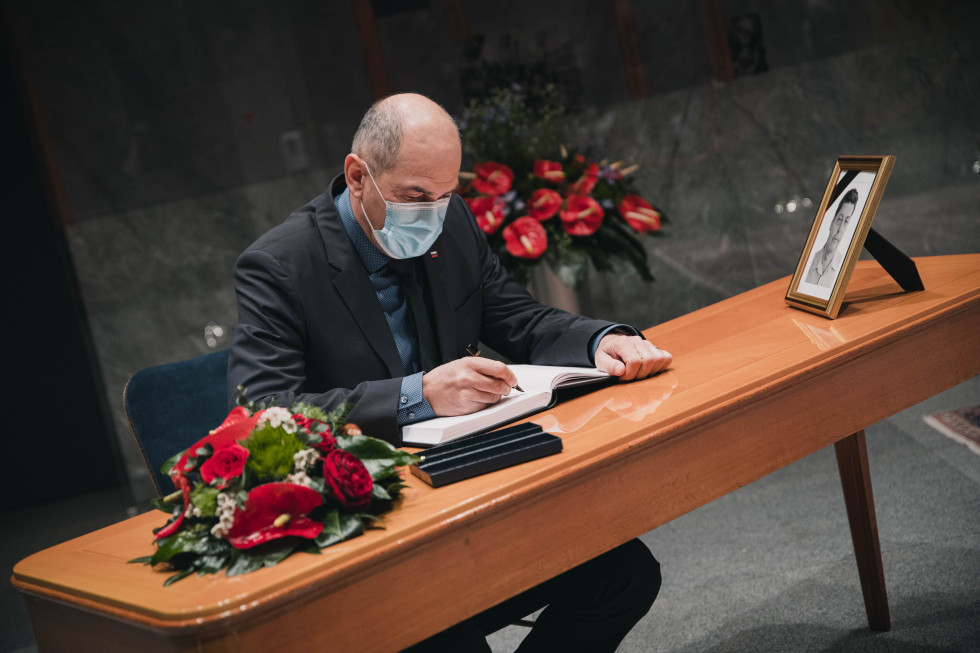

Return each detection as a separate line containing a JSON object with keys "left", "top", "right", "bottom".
{"left": 796, "top": 170, "right": 875, "bottom": 301}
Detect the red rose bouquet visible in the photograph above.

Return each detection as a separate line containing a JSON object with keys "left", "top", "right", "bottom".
{"left": 131, "top": 399, "right": 416, "bottom": 585}
{"left": 457, "top": 86, "right": 669, "bottom": 289}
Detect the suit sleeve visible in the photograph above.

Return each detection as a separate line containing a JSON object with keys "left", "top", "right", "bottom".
{"left": 227, "top": 248, "right": 404, "bottom": 443}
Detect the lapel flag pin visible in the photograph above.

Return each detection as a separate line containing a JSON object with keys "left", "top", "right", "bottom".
{"left": 430, "top": 251, "right": 439, "bottom": 259}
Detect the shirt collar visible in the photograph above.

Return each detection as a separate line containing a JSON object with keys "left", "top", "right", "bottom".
{"left": 336, "top": 187, "right": 390, "bottom": 274}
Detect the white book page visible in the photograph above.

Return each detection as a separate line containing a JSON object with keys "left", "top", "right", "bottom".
{"left": 509, "top": 364, "right": 610, "bottom": 391}
{"left": 401, "top": 365, "right": 609, "bottom": 444}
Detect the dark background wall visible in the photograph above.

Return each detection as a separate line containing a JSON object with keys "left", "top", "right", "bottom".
{"left": 1, "top": 12, "right": 123, "bottom": 509}
{"left": 5, "top": 0, "right": 978, "bottom": 505}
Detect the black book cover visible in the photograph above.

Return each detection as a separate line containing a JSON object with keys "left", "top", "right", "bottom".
{"left": 410, "top": 423, "right": 562, "bottom": 487}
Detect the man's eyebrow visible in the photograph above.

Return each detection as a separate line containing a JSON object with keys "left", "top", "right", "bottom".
{"left": 399, "top": 184, "right": 453, "bottom": 198}
{"left": 390, "top": 184, "right": 430, "bottom": 199}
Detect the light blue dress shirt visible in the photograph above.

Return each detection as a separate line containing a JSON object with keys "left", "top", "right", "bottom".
{"left": 336, "top": 189, "right": 436, "bottom": 425}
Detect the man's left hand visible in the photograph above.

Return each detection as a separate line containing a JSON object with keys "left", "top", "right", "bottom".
{"left": 595, "top": 334, "right": 672, "bottom": 381}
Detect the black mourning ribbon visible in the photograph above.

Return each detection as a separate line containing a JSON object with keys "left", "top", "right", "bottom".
{"left": 827, "top": 169, "right": 923, "bottom": 292}
{"left": 388, "top": 258, "right": 439, "bottom": 373}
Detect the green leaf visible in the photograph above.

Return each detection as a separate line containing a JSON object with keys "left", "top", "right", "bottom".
{"left": 335, "top": 434, "right": 395, "bottom": 458}
{"left": 226, "top": 549, "right": 264, "bottom": 577}
{"left": 364, "top": 460, "right": 396, "bottom": 480}
{"left": 223, "top": 538, "right": 304, "bottom": 575}
{"left": 320, "top": 509, "right": 342, "bottom": 538}
{"left": 326, "top": 402, "right": 355, "bottom": 434}
{"left": 151, "top": 529, "right": 224, "bottom": 564}
{"left": 290, "top": 402, "right": 330, "bottom": 423}
{"left": 338, "top": 513, "right": 365, "bottom": 539}
{"left": 160, "top": 451, "right": 183, "bottom": 477}
{"left": 372, "top": 483, "right": 392, "bottom": 501}
{"left": 150, "top": 532, "right": 199, "bottom": 564}
{"left": 306, "top": 476, "right": 326, "bottom": 495}
{"left": 357, "top": 513, "right": 385, "bottom": 528}
{"left": 297, "top": 539, "right": 321, "bottom": 555}
{"left": 128, "top": 555, "right": 153, "bottom": 564}
{"left": 198, "top": 554, "right": 229, "bottom": 574}
{"left": 163, "top": 567, "right": 196, "bottom": 587}
{"left": 258, "top": 540, "right": 300, "bottom": 568}
{"left": 315, "top": 512, "right": 365, "bottom": 549}
{"left": 383, "top": 480, "right": 409, "bottom": 497}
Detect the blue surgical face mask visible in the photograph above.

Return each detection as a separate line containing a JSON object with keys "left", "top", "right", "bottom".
{"left": 362, "top": 162, "right": 450, "bottom": 259}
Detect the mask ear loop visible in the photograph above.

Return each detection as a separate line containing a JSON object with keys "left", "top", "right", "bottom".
{"left": 360, "top": 159, "right": 389, "bottom": 206}
{"left": 351, "top": 156, "right": 389, "bottom": 237}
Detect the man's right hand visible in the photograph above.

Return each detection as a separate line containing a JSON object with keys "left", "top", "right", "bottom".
{"left": 422, "top": 357, "right": 518, "bottom": 416}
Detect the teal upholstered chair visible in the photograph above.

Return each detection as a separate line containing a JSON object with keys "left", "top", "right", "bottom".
{"left": 123, "top": 349, "right": 231, "bottom": 496}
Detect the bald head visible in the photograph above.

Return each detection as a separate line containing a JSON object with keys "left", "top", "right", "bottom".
{"left": 344, "top": 94, "right": 462, "bottom": 243}
{"left": 351, "top": 93, "right": 460, "bottom": 175}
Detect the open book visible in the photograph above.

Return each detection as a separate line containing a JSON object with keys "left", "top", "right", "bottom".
{"left": 401, "top": 364, "right": 611, "bottom": 446}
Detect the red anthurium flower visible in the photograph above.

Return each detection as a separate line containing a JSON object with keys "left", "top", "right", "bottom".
{"left": 618, "top": 195, "right": 662, "bottom": 233}
{"left": 171, "top": 407, "right": 263, "bottom": 483}
{"left": 528, "top": 189, "right": 562, "bottom": 221}
{"left": 323, "top": 450, "right": 373, "bottom": 509}
{"left": 225, "top": 482, "right": 324, "bottom": 549}
{"left": 533, "top": 159, "right": 566, "bottom": 183}
{"left": 561, "top": 196, "right": 605, "bottom": 236}
{"left": 200, "top": 443, "right": 249, "bottom": 488}
{"left": 503, "top": 217, "right": 548, "bottom": 259}
{"left": 568, "top": 162, "right": 599, "bottom": 196}
{"left": 471, "top": 162, "right": 514, "bottom": 195}
{"left": 466, "top": 196, "right": 506, "bottom": 234}
{"left": 154, "top": 474, "right": 192, "bottom": 540}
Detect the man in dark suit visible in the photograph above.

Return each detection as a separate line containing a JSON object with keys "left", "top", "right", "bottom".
{"left": 229, "top": 93, "right": 671, "bottom": 652}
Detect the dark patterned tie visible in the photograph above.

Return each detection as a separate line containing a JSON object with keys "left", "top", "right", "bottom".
{"left": 388, "top": 259, "right": 439, "bottom": 373}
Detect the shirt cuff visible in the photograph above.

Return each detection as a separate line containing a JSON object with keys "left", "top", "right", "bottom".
{"left": 396, "top": 372, "right": 437, "bottom": 425}
{"left": 589, "top": 324, "right": 641, "bottom": 364}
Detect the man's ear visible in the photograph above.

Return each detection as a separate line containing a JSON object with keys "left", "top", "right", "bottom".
{"left": 344, "top": 154, "right": 366, "bottom": 200}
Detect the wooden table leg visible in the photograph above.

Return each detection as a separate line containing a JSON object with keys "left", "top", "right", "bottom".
{"left": 834, "top": 430, "right": 891, "bottom": 631}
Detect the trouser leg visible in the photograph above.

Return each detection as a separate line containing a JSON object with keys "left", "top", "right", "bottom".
{"left": 476, "top": 538, "right": 660, "bottom": 653}
{"left": 400, "top": 618, "right": 491, "bottom": 652}
{"left": 403, "top": 538, "right": 659, "bottom": 653}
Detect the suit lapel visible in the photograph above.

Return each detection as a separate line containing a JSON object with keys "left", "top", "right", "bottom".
{"left": 315, "top": 179, "right": 404, "bottom": 377}
{"left": 423, "top": 234, "right": 456, "bottom": 365}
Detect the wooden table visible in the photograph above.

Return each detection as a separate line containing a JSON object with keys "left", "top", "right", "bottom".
{"left": 14, "top": 255, "right": 980, "bottom": 652}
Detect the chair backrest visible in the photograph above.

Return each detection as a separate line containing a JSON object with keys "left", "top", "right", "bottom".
{"left": 124, "top": 349, "right": 231, "bottom": 496}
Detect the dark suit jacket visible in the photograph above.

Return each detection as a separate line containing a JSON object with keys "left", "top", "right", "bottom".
{"left": 228, "top": 175, "right": 614, "bottom": 444}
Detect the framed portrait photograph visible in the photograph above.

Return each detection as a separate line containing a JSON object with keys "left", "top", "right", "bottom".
{"left": 786, "top": 155, "right": 896, "bottom": 319}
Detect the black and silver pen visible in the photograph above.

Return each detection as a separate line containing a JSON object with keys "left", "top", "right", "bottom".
{"left": 465, "top": 345, "right": 523, "bottom": 392}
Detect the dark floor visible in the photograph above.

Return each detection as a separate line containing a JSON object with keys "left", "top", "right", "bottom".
{"left": 4, "top": 377, "right": 978, "bottom": 653}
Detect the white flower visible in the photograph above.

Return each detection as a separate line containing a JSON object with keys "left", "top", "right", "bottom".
{"left": 211, "top": 521, "right": 229, "bottom": 538}
{"left": 292, "top": 447, "right": 320, "bottom": 471}
{"left": 257, "top": 406, "right": 297, "bottom": 433}
{"left": 211, "top": 492, "right": 238, "bottom": 538}
{"left": 285, "top": 470, "right": 315, "bottom": 489}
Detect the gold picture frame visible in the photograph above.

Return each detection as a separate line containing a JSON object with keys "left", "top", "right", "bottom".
{"left": 786, "top": 155, "right": 896, "bottom": 319}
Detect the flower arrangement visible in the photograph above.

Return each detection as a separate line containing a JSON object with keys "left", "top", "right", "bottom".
{"left": 131, "top": 398, "right": 416, "bottom": 585}
{"left": 457, "top": 86, "right": 669, "bottom": 289}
